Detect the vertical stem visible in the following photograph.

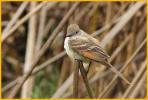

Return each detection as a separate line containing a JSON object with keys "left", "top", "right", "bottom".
{"left": 78, "top": 60, "right": 94, "bottom": 98}
{"left": 73, "top": 60, "right": 79, "bottom": 98}
{"left": 21, "top": 2, "right": 37, "bottom": 98}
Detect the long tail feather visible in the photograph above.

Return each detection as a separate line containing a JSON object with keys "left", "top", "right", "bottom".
{"left": 102, "top": 61, "right": 131, "bottom": 84}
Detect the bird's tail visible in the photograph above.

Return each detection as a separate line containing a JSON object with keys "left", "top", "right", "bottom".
{"left": 103, "top": 62, "right": 131, "bottom": 84}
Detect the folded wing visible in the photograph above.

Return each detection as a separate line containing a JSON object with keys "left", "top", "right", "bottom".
{"left": 69, "top": 36, "right": 110, "bottom": 62}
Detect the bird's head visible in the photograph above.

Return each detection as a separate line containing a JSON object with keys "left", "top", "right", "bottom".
{"left": 67, "top": 24, "right": 80, "bottom": 37}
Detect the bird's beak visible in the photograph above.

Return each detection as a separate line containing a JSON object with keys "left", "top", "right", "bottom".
{"left": 66, "top": 33, "right": 72, "bottom": 37}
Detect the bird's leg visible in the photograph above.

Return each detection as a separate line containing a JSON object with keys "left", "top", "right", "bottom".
{"left": 83, "top": 61, "right": 91, "bottom": 76}
{"left": 86, "top": 62, "right": 91, "bottom": 75}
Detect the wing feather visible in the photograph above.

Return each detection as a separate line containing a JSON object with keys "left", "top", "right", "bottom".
{"left": 69, "top": 35, "right": 110, "bottom": 62}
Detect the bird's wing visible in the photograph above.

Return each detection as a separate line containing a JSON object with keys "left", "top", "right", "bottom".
{"left": 69, "top": 36, "right": 110, "bottom": 62}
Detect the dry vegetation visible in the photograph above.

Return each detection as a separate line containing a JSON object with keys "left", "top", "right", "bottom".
{"left": 2, "top": 1, "right": 146, "bottom": 98}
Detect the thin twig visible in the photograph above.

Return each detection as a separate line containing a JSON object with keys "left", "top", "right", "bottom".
{"left": 2, "top": 2, "right": 29, "bottom": 34}
{"left": 101, "top": 2, "right": 145, "bottom": 47}
{"left": 122, "top": 60, "right": 146, "bottom": 98}
{"left": 2, "top": 2, "right": 48, "bottom": 42}
{"left": 105, "top": 2, "right": 112, "bottom": 26}
{"left": 98, "top": 38, "right": 146, "bottom": 98}
{"left": 43, "top": 18, "right": 56, "bottom": 38}
{"left": 21, "top": 2, "right": 37, "bottom": 98}
{"left": 75, "top": 3, "right": 92, "bottom": 23}
{"left": 86, "top": 2, "right": 99, "bottom": 20}
{"left": 129, "top": 71, "right": 146, "bottom": 98}
{"left": 2, "top": 51, "right": 66, "bottom": 93}
{"left": 36, "top": 5, "right": 48, "bottom": 51}
{"left": 73, "top": 60, "right": 79, "bottom": 98}
{"left": 101, "top": 62, "right": 130, "bottom": 84}
{"left": 91, "top": 18, "right": 119, "bottom": 37}
{"left": 91, "top": 2, "right": 129, "bottom": 37}
{"left": 78, "top": 60, "right": 94, "bottom": 98}
{"left": 52, "top": 73, "right": 74, "bottom": 98}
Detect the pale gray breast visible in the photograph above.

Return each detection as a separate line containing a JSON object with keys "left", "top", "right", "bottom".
{"left": 64, "top": 37, "right": 85, "bottom": 60}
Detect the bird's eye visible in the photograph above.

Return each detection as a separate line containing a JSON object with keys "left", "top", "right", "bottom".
{"left": 76, "top": 31, "right": 78, "bottom": 34}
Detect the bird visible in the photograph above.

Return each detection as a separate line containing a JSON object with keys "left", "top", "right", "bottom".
{"left": 64, "top": 24, "right": 130, "bottom": 84}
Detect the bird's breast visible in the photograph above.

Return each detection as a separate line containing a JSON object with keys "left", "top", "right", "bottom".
{"left": 64, "top": 37, "right": 74, "bottom": 58}
{"left": 64, "top": 37, "right": 84, "bottom": 60}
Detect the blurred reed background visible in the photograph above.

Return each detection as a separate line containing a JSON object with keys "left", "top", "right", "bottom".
{"left": 1, "top": 1, "right": 146, "bottom": 98}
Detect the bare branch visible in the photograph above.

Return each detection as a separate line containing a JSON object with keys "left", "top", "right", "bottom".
{"left": 2, "top": 2, "right": 48, "bottom": 42}
{"left": 2, "top": 2, "right": 29, "bottom": 34}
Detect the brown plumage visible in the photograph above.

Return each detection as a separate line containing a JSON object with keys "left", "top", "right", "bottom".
{"left": 69, "top": 33, "right": 110, "bottom": 63}
{"left": 64, "top": 24, "right": 130, "bottom": 84}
